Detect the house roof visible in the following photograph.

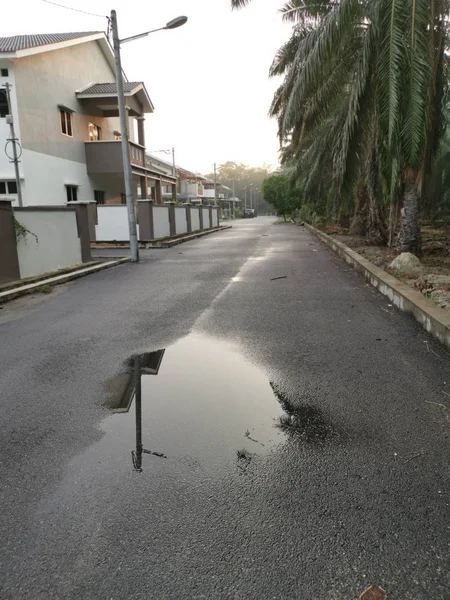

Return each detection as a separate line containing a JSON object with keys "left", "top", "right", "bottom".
{"left": 79, "top": 82, "right": 143, "bottom": 95}
{"left": 76, "top": 81, "right": 154, "bottom": 113}
{"left": 0, "top": 32, "right": 100, "bottom": 53}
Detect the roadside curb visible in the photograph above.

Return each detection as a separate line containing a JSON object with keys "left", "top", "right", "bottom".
{"left": 0, "top": 258, "right": 130, "bottom": 304}
{"left": 92, "top": 226, "right": 232, "bottom": 250}
{"left": 150, "top": 225, "right": 232, "bottom": 248}
{"left": 304, "top": 223, "right": 450, "bottom": 351}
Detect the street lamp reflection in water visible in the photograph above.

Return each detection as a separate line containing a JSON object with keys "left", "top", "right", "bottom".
{"left": 105, "top": 349, "right": 166, "bottom": 472}
{"left": 131, "top": 350, "right": 167, "bottom": 472}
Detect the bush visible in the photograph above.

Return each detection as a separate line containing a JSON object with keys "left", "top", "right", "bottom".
{"left": 298, "top": 205, "right": 322, "bottom": 228}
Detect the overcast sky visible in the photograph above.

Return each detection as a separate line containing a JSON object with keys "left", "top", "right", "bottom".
{"left": 5, "top": 0, "right": 291, "bottom": 174}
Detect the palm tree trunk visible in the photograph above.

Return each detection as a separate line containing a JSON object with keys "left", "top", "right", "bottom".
{"left": 365, "top": 192, "right": 386, "bottom": 245}
{"left": 397, "top": 182, "right": 421, "bottom": 254}
{"left": 364, "top": 144, "right": 386, "bottom": 245}
{"left": 349, "top": 180, "right": 368, "bottom": 236}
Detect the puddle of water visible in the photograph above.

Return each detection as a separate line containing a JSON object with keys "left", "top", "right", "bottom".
{"left": 102, "top": 333, "right": 285, "bottom": 472}
{"left": 271, "top": 382, "right": 335, "bottom": 442}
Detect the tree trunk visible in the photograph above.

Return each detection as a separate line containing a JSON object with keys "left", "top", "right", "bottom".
{"left": 364, "top": 145, "right": 386, "bottom": 245}
{"left": 349, "top": 181, "right": 368, "bottom": 236}
{"left": 397, "top": 182, "right": 421, "bottom": 254}
{"left": 365, "top": 192, "right": 386, "bottom": 245}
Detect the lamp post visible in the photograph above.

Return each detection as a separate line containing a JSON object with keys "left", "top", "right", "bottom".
{"left": 110, "top": 11, "right": 187, "bottom": 263}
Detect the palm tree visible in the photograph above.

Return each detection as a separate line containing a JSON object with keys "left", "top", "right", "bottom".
{"left": 232, "top": 0, "right": 450, "bottom": 252}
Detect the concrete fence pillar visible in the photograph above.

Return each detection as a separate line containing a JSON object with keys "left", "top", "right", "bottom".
{"left": 168, "top": 203, "right": 176, "bottom": 236}
{"left": 74, "top": 203, "right": 93, "bottom": 263}
{"left": 185, "top": 204, "right": 192, "bottom": 233}
{"left": 209, "top": 206, "right": 213, "bottom": 228}
{"left": 138, "top": 200, "right": 154, "bottom": 241}
{"left": 86, "top": 202, "right": 97, "bottom": 242}
{"left": 0, "top": 200, "right": 20, "bottom": 284}
{"left": 199, "top": 206, "right": 204, "bottom": 230}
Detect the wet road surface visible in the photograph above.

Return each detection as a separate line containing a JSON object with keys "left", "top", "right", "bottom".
{"left": 1, "top": 217, "right": 449, "bottom": 599}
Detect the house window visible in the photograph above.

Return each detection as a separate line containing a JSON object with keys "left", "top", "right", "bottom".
{"left": 0, "top": 89, "right": 9, "bottom": 118}
{"left": 60, "top": 109, "right": 73, "bottom": 136}
{"left": 88, "top": 123, "right": 101, "bottom": 141}
{"left": 114, "top": 131, "right": 122, "bottom": 141}
{"left": 66, "top": 185, "right": 78, "bottom": 202}
{"left": 94, "top": 190, "right": 105, "bottom": 204}
{"left": 1, "top": 68, "right": 8, "bottom": 77}
{"left": 0, "top": 181, "right": 17, "bottom": 194}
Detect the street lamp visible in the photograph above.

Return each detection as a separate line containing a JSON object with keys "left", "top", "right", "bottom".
{"left": 110, "top": 10, "right": 188, "bottom": 262}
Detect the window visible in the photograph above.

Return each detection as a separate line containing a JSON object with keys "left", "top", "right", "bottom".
{"left": 94, "top": 190, "right": 105, "bottom": 204}
{"left": 60, "top": 109, "right": 73, "bottom": 136}
{"left": 88, "top": 123, "right": 101, "bottom": 141}
{"left": 120, "top": 193, "right": 126, "bottom": 205}
{"left": 0, "top": 89, "right": 9, "bottom": 118}
{"left": 1, "top": 68, "right": 8, "bottom": 77}
{"left": 66, "top": 185, "right": 78, "bottom": 202}
{"left": 114, "top": 131, "right": 122, "bottom": 141}
{"left": 0, "top": 181, "right": 17, "bottom": 194}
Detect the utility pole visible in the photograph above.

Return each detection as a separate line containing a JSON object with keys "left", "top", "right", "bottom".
{"left": 250, "top": 185, "right": 253, "bottom": 213}
{"left": 213, "top": 162, "right": 217, "bottom": 206}
{"left": 3, "top": 83, "right": 23, "bottom": 207}
{"left": 171, "top": 147, "right": 176, "bottom": 177}
{"left": 244, "top": 186, "right": 247, "bottom": 209}
{"left": 231, "top": 178, "right": 235, "bottom": 219}
{"left": 111, "top": 9, "right": 139, "bottom": 262}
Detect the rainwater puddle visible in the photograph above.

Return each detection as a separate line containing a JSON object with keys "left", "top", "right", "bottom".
{"left": 102, "top": 333, "right": 284, "bottom": 472}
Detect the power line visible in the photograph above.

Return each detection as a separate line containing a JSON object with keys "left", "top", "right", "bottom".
{"left": 42, "top": 0, "right": 108, "bottom": 19}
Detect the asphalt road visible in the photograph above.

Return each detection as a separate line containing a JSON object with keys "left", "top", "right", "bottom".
{"left": 1, "top": 217, "right": 449, "bottom": 600}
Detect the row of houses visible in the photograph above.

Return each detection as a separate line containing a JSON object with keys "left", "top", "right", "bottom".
{"left": 0, "top": 30, "right": 235, "bottom": 210}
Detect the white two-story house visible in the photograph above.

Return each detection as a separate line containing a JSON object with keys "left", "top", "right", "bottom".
{"left": 0, "top": 32, "right": 177, "bottom": 207}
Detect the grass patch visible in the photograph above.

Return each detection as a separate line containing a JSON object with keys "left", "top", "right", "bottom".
{"left": 38, "top": 284, "right": 53, "bottom": 294}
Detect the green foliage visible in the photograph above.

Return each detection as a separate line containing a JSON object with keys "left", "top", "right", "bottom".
{"left": 232, "top": 0, "right": 450, "bottom": 247}
{"left": 234, "top": 206, "right": 245, "bottom": 219}
{"left": 38, "top": 284, "right": 53, "bottom": 294}
{"left": 204, "top": 161, "right": 273, "bottom": 214}
{"left": 13, "top": 216, "right": 38, "bottom": 244}
{"left": 298, "top": 205, "right": 322, "bottom": 228}
{"left": 261, "top": 173, "right": 301, "bottom": 220}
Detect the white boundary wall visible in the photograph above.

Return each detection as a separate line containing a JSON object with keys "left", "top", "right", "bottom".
{"left": 202, "top": 207, "right": 211, "bottom": 229}
{"left": 96, "top": 206, "right": 129, "bottom": 241}
{"left": 16, "top": 209, "right": 82, "bottom": 278}
{"left": 153, "top": 205, "right": 170, "bottom": 239}
{"left": 191, "top": 208, "right": 200, "bottom": 232}
{"left": 175, "top": 207, "right": 187, "bottom": 235}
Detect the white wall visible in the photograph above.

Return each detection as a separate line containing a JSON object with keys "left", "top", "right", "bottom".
{"left": 15, "top": 209, "right": 82, "bottom": 278}
{"left": 191, "top": 208, "right": 200, "bottom": 232}
{"left": 19, "top": 149, "right": 94, "bottom": 207}
{"left": 96, "top": 205, "right": 129, "bottom": 241}
{"left": 175, "top": 207, "right": 187, "bottom": 235}
{"left": 211, "top": 208, "right": 219, "bottom": 228}
{"left": 202, "top": 207, "right": 211, "bottom": 229}
{"left": 153, "top": 206, "right": 170, "bottom": 239}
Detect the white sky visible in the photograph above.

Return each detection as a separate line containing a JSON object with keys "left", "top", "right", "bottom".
{"left": 5, "top": 0, "right": 292, "bottom": 174}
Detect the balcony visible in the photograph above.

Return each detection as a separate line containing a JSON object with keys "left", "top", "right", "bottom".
{"left": 85, "top": 140, "right": 146, "bottom": 174}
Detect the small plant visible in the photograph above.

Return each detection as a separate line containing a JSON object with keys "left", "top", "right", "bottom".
{"left": 236, "top": 448, "right": 252, "bottom": 461}
{"left": 13, "top": 216, "right": 38, "bottom": 244}
{"left": 38, "top": 284, "right": 53, "bottom": 294}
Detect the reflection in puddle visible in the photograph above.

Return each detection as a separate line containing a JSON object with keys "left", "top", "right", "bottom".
{"left": 103, "top": 334, "right": 285, "bottom": 472}
{"left": 102, "top": 335, "right": 336, "bottom": 474}
{"left": 270, "top": 382, "right": 335, "bottom": 442}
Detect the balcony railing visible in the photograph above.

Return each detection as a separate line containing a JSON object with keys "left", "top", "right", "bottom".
{"left": 85, "top": 140, "right": 146, "bottom": 174}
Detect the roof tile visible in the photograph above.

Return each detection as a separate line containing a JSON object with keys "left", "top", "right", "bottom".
{"left": 0, "top": 32, "right": 101, "bottom": 53}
